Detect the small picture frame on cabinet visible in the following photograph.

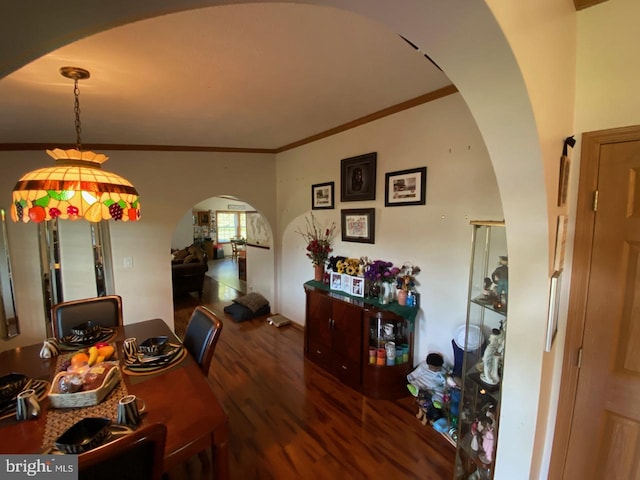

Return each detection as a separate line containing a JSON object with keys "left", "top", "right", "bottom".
{"left": 351, "top": 277, "right": 365, "bottom": 298}
{"left": 330, "top": 272, "right": 342, "bottom": 291}
{"left": 341, "top": 274, "right": 353, "bottom": 295}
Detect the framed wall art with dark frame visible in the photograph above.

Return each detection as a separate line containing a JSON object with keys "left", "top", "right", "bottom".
{"left": 340, "top": 152, "right": 377, "bottom": 202}
{"left": 385, "top": 166, "right": 427, "bottom": 207}
{"left": 341, "top": 208, "right": 375, "bottom": 244}
{"left": 311, "top": 181, "right": 334, "bottom": 210}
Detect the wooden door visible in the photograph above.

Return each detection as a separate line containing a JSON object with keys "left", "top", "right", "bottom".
{"left": 561, "top": 134, "right": 640, "bottom": 479}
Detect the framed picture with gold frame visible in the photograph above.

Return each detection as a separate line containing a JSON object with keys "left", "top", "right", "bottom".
{"left": 197, "top": 211, "right": 210, "bottom": 226}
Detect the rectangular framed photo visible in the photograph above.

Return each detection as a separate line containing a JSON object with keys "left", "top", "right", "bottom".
{"left": 341, "top": 152, "right": 377, "bottom": 202}
{"left": 351, "top": 276, "right": 365, "bottom": 298}
{"left": 312, "top": 181, "right": 334, "bottom": 210}
{"left": 330, "top": 272, "right": 342, "bottom": 291}
{"left": 545, "top": 270, "right": 562, "bottom": 352}
{"left": 197, "top": 211, "right": 210, "bottom": 225}
{"left": 557, "top": 155, "right": 571, "bottom": 207}
{"left": 553, "top": 215, "right": 568, "bottom": 271}
{"left": 341, "top": 208, "right": 375, "bottom": 244}
{"left": 341, "top": 274, "right": 353, "bottom": 295}
{"left": 385, "top": 167, "right": 427, "bottom": 207}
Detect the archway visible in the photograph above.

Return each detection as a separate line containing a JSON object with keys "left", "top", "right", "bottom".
{"left": 0, "top": 2, "right": 550, "bottom": 477}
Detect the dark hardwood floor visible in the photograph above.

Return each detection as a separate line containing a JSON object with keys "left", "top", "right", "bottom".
{"left": 173, "top": 274, "right": 455, "bottom": 480}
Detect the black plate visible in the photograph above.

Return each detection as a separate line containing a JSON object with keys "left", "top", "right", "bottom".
{"left": 125, "top": 344, "right": 184, "bottom": 370}
{"left": 138, "top": 336, "right": 169, "bottom": 355}
{"left": 59, "top": 327, "right": 115, "bottom": 348}
{"left": 71, "top": 321, "right": 102, "bottom": 338}
{"left": 55, "top": 417, "right": 111, "bottom": 454}
{"left": 0, "top": 379, "right": 46, "bottom": 420}
{"left": 0, "top": 373, "right": 28, "bottom": 406}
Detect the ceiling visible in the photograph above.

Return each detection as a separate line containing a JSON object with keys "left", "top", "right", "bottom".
{"left": 0, "top": 4, "right": 452, "bottom": 152}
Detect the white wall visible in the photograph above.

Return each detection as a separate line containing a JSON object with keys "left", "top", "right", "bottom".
{"left": 171, "top": 209, "right": 194, "bottom": 250}
{"left": 535, "top": 1, "right": 640, "bottom": 477}
{"left": 277, "top": 93, "right": 503, "bottom": 366}
{"left": 0, "top": 150, "right": 276, "bottom": 348}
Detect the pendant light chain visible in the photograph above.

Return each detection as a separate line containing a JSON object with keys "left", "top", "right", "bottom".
{"left": 73, "top": 78, "right": 82, "bottom": 150}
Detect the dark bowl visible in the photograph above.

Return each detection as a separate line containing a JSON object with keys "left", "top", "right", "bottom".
{"left": 139, "top": 336, "right": 169, "bottom": 355}
{"left": 55, "top": 417, "right": 111, "bottom": 454}
{"left": 71, "top": 321, "right": 101, "bottom": 338}
{"left": 0, "top": 373, "right": 28, "bottom": 405}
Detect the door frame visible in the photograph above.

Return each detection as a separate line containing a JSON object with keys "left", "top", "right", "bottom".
{"left": 549, "top": 124, "right": 640, "bottom": 477}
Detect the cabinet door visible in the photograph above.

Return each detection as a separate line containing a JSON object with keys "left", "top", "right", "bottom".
{"left": 331, "top": 301, "right": 363, "bottom": 389}
{"left": 306, "top": 292, "right": 333, "bottom": 369}
{"left": 331, "top": 302, "right": 362, "bottom": 364}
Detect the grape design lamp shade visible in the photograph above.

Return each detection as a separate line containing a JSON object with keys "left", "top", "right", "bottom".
{"left": 12, "top": 148, "right": 141, "bottom": 223}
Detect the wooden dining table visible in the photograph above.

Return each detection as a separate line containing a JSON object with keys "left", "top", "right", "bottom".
{"left": 0, "top": 318, "right": 229, "bottom": 480}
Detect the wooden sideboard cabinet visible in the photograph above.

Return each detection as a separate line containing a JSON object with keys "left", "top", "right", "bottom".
{"left": 305, "top": 285, "right": 363, "bottom": 390}
{"left": 304, "top": 282, "right": 414, "bottom": 399}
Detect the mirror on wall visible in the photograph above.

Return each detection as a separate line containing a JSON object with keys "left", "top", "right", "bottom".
{"left": 0, "top": 209, "right": 19, "bottom": 339}
{"left": 39, "top": 219, "right": 114, "bottom": 338}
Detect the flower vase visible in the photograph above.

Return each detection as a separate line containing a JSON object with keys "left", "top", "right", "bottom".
{"left": 379, "top": 282, "right": 393, "bottom": 305}
{"left": 369, "top": 280, "right": 381, "bottom": 299}
{"left": 314, "top": 264, "right": 324, "bottom": 282}
{"left": 397, "top": 289, "right": 408, "bottom": 306}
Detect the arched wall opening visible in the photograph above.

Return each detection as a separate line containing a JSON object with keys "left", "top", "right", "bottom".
{"left": 0, "top": 2, "right": 564, "bottom": 478}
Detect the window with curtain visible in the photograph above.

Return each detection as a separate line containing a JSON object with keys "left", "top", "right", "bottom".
{"left": 216, "top": 211, "right": 246, "bottom": 243}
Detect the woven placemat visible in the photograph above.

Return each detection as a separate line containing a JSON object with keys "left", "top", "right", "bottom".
{"left": 41, "top": 359, "right": 129, "bottom": 451}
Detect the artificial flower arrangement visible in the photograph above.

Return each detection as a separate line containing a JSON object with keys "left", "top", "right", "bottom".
{"left": 364, "top": 259, "right": 400, "bottom": 284}
{"left": 327, "top": 255, "right": 346, "bottom": 273}
{"left": 396, "top": 263, "right": 421, "bottom": 291}
{"left": 296, "top": 213, "right": 337, "bottom": 266}
{"left": 336, "top": 257, "right": 363, "bottom": 276}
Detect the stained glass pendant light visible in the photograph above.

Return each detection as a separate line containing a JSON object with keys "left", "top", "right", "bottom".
{"left": 12, "top": 66, "right": 140, "bottom": 223}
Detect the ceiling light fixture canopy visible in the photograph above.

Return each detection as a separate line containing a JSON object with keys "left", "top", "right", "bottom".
{"left": 11, "top": 66, "right": 140, "bottom": 223}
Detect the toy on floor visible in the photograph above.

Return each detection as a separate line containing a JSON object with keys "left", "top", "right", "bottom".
{"left": 407, "top": 353, "right": 458, "bottom": 426}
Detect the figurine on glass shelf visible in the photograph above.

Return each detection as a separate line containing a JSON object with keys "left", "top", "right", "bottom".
{"left": 480, "top": 327, "right": 505, "bottom": 385}
{"left": 479, "top": 418, "right": 495, "bottom": 464}
{"left": 491, "top": 256, "right": 508, "bottom": 308}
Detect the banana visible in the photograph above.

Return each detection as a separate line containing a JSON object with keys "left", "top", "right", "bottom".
{"left": 88, "top": 346, "right": 98, "bottom": 366}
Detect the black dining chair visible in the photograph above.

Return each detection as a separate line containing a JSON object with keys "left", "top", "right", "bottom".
{"left": 182, "top": 306, "right": 223, "bottom": 376}
{"left": 180, "top": 306, "right": 224, "bottom": 478}
{"left": 78, "top": 423, "right": 167, "bottom": 480}
{"left": 51, "top": 295, "right": 123, "bottom": 339}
